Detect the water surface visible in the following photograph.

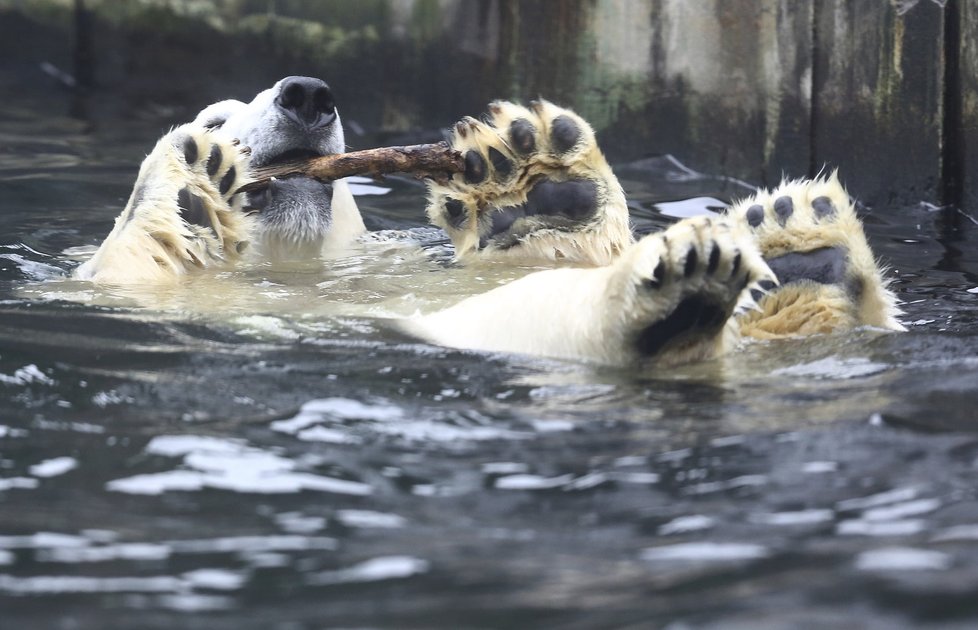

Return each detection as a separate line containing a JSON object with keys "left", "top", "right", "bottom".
{"left": 2, "top": 97, "right": 978, "bottom": 629}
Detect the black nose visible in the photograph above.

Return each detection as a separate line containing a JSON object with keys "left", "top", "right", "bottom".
{"left": 275, "top": 76, "right": 336, "bottom": 129}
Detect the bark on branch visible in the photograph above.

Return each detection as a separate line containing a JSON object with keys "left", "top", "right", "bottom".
{"left": 236, "top": 142, "right": 463, "bottom": 194}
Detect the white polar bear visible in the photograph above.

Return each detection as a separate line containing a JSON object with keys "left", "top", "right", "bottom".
{"left": 73, "top": 76, "right": 903, "bottom": 366}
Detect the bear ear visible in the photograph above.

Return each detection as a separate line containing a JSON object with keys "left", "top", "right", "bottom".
{"left": 191, "top": 99, "right": 247, "bottom": 130}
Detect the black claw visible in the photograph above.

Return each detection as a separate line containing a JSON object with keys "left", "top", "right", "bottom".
{"left": 774, "top": 196, "right": 794, "bottom": 224}
{"left": 509, "top": 118, "right": 536, "bottom": 155}
{"left": 219, "top": 166, "right": 236, "bottom": 195}
{"left": 683, "top": 246, "right": 698, "bottom": 277}
{"left": 646, "top": 259, "right": 666, "bottom": 289}
{"left": 731, "top": 250, "right": 742, "bottom": 276}
{"left": 206, "top": 144, "right": 222, "bottom": 178}
{"left": 488, "top": 147, "right": 513, "bottom": 179}
{"left": 707, "top": 243, "right": 720, "bottom": 274}
{"left": 181, "top": 135, "right": 198, "bottom": 165}
{"left": 746, "top": 204, "right": 764, "bottom": 227}
{"left": 463, "top": 150, "right": 487, "bottom": 184}
{"left": 750, "top": 288, "right": 765, "bottom": 303}
{"left": 550, "top": 115, "right": 581, "bottom": 154}
{"left": 758, "top": 279, "right": 777, "bottom": 292}
{"left": 812, "top": 196, "right": 836, "bottom": 219}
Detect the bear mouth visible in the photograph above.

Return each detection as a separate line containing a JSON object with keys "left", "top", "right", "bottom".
{"left": 254, "top": 148, "right": 324, "bottom": 170}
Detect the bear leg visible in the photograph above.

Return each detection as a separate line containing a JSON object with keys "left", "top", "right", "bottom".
{"left": 73, "top": 125, "right": 254, "bottom": 283}
{"left": 402, "top": 215, "right": 774, "bottom": 366}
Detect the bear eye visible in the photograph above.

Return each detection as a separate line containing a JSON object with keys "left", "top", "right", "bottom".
{"left": 201, "top": 115, "right": 228, "bottom": 130}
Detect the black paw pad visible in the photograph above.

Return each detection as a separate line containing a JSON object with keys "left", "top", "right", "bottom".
{"left": 464, "top": 150, "right": 487, "bottom": 184}
{"left": 683, "top": 246, "right": 698, "bottom": 277}
{"left": 180, "top": 135, "right": 198, "bottom": 165}
{"left": 219, "top": 166, "right": 236, "bottom": 195}
{"left": 177, "top": 187, "right": 214, "bottom": 234}
{"left": 206, "top": 144, "right": 222, "bottom": 178}
{"left": 774, "top": 196, "right": 794, "bottom": 224}
{"left": 812, "top": 196, "right": 836, "bottom": 219}
{"left": 646, "top": 259, "right": 666, "bottom": 289}
{"left": 635, "top": 295, "right": 727, "bottom": 357}
{"left": 509, "top": 118, "right": 536, "bottom": 155}
{"left": 488, "top": 147, "right": 513, "bottom": 179}
{"left": 444, "top": 198, "right": 466, "bottom": 228}
{"left": 746, "top": 204, "right": 764, "bottom": 227}
{"left": 524, "top": 179, "right": 598, "bottom": 221}
{"left": 550, "top": 115, "right": 581, "bottom": 154}
{"left": 707, "top": 243, "right": 720, "bottom": 274}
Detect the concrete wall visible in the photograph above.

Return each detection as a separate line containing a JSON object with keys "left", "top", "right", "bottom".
{"left": 0, "top": 0, "right": 973, "bottom": 207}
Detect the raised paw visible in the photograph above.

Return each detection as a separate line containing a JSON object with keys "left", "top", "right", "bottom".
{"left": 74, "top": 124, "right": 255, "bottom": 283}
{"left": 726, "top": 173, "right": 902, "bottom": 337}
{"left": 426, "top": 100, "right": 632, "bottom": 266}
{"left": 618, "top": 215, "right": 776, "bottom": 363}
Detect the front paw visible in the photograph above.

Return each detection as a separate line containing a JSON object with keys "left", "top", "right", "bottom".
{"left": 623, "top": 216, "right": 775, "bottom": 361}
{"left": 426, "top": 100, "right": 631, "bottom": 265}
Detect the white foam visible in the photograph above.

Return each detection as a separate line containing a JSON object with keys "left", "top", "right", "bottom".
{"left": 836, "top": 519, "right": 926, "bottom": 537}
{"left": 749, "top": 510, "right": 834, "bottom": 526}
{"left": 481, "top": 462, "right": 529, "bottom": 475}
{"left": 0, "top": 364, "right": 54, "bottom": 386}
{"left": 0, "top": 532, "right": 88, "bottom": 549}
{"left": 29, "top": 456, "right": 78, "bottom": 478}
{"left": 0, "top": 425, "right": 28, "bottom": 438}
{"left": 296, "top": 425, "right": 360, "bottom": 444}
{"left": 307, "top": 555, "right": 429, "bottom": 585}
{"left": 856, "top": 547, "right": 951, "bottom": 572}
{"left": 145, "top": 435, "right": 246, "bottom": 457}
{"left": 0, "top": 477, "right": 39, "bottom": 491}
{"left": 802, "top": 461, "right": 838, "bottom": 474}
{"left": 658, "top": 515, "right": 716, "bottom": 536}
{"left": 181, "top": 568, "right": 245, "bottom": 591}
{"left": 862, "top": 498, "right": 941, "bottom": 521}
{"left": 836, "top": 487, "right": 919, "bottom": 511}
{"left": 773, "top": 356, "right": 888, "bottom": 379}
{"left": 494, "top": 474, "right": 575, "bottom": 490}
{"left": 274, "top": 512, "right": 327, "bottom": 534}
{"left": 107, "top": 435, "right": 372, "bottom": 497}
{"left": 0, "top": 574, "right": 183, "bottom": 594}
{"left": 336, "top": 510, "right": 407, "bottom": 529}
{"left": 931, "top": 525, "right": 978, "bottom": 542}
{"left": 38, "top": 543, "right": 171, "bottom": 563}
{"left": 641, "top": 542, "right": 770, "bottom": 562}
{"left": 0, "top": 550, "right": 13, "bottom": 565}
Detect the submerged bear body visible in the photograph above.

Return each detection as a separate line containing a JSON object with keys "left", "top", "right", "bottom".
{"left": 70, "top": 77, "right": 902, "bottom": 367}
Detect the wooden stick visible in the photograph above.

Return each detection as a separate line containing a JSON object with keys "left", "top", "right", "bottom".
{"left": 236, "top": 142, "right": 463, "bottom": 193}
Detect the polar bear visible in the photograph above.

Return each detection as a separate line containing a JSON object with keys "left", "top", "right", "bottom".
{"left": 73, "top": 76, "right": 902, "bottom": 366}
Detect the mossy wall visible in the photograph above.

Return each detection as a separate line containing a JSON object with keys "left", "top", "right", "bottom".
{"left": 0, "top": 0, "right": 972, "bottom": 207}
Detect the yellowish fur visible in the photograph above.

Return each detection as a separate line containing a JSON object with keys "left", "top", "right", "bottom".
{"left": 426, "top": 99, "right": 632, "bottom": 266}
{"left": 74, "top": 125, "right": 254, "bottom": 284}
{"left": 728, "top": 173, "right": 903, "bottom": 338}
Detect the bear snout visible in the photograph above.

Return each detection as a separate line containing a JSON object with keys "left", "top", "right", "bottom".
{"left": 275, "top": 76, "right": 337, "bottom": 130}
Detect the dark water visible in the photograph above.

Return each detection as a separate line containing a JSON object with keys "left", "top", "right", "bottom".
{"left": 3, "top": 97, "right": 978, "bottom": 630}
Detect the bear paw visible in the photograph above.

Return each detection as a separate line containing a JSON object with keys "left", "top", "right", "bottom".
{"left": 426, "top": 100, "right": 632, "bottom": 266}
{"left": 75, "top": 124, "right": 255, "bottom": 283}
{"left": 727, "top": 173, "right": 903, "bottom": 337}
{"left": 621, "top": 215, "right": 776, "bottom": 363}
